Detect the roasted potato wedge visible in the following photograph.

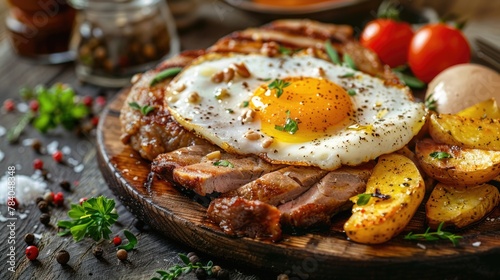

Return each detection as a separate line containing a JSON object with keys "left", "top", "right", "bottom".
{"left": 457, "top": 98, "right": 500, "bottom": 119}
{"left": 426, "top": 183, "right": 500, "bottom": 229}
{"left": 344, "top": 154, "right": 425, "bottom": 244}
{"left": 415, "top": 138, "right": 500, "bottom": 186}
{"left": 429, "top": 113, "right": 500, "bottom": 151}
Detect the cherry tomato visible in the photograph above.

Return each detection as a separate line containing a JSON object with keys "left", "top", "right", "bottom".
{"left": 408, "top": 23, "right": 471, "bottom": 83}
{"left": 360, "top": 19, "right": 414, "bottom": 68}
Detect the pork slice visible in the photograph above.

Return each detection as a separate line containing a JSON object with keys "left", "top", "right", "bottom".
{"left": 173, "top": 155, "right": 284, "bottom": 196}
{"left": 151, "top": 145, "right": 221, "bottom": 180}
{"left": 279, "top": 165, "right": 373, "bottom": 228}
{"left": 207, "top": 197, "right": 282, "bottom": 241}
{"left": 223, "top": 166, "right": 329, "bottom": 206}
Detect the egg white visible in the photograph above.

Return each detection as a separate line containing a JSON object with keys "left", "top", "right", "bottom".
{"left": 165, "top": 53, "right": 426, "bottom": 170}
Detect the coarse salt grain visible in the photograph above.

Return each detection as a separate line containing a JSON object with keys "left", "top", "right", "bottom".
{"left": 0, "top": 174, "right": 47, "bottom": 205}
{"left": 472, "top": 241, "right": 481, "bottom": 247}
{"left": 0, "top": 126, "right": 6, "bottom": 137}
{"left": 46, "top": 141, "right": 59, "bottom": 155}
{"left": 417, "top": 243, "right": 426, "bottom": 250}
{"left": 0, "top": 150, "right": 4, "bottom": 162}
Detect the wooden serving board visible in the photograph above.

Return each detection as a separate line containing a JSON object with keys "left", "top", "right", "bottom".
{"left": 97, "top": 90, "right": 500, "bottom": 280}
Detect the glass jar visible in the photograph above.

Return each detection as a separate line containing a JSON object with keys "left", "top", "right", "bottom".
{"left": 5, "top": 0, "right": 76, "bottom": 64}
{"left": 69, "top": 0, "right": 180, "bottom": 87}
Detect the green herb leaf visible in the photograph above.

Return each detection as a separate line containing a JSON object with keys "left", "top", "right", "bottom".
{"left": 347, "top": 89, "right": 357, "bottom": 96}
{"left": 404, "top": 221, "right": 462, "bottom": 246}
{"left": 275, "top": 110, "right": 299, "bottom": 135}
{"left": 154, "top": 253, "right": 216, "bottom": 280}
{"left": 242, "top": 101, "right": 249, "bottom": 108}
{"left": 342, "top": 54, "right": 357, "bottom": 70}
{"left": 129, "top": 102, "right": 156, "bottom": 116}
{"left": 213, "top": 160, "right": 234, "bottom": 168}
{"left": 278, "top": 45, "right": 292, "bottom": 55}
{"left": 394, "top": 71, "right": 426, "bottom": 89}
{"left": 118, "top": 230, "right": 138, "bottom": 251}
{"left": 325, "top": 40, "right": 340, "bottom": 65}
{"left": 425, "top": 93, "right": 438, "bottom": 111}
{"left": 356, "top": 193, "right": 372, "bottom": 206}
{"left": 150, "top": 67, "right": 183, "bottom": 87}
{"left": 430, "top": 151, "right": 452, "bottom": 159}
{"left": 339, "top": 73, "right": 355, "bottom": 78}
{"left": 179, "top": 254, "right": 190, "bottom": 265}
{"left": 7, "top": 111, "right": 34, "bottom": 143}
{"left": 225, "top": 108, "right": 234, "bottom": 114}
{"left": 268, "top": 79, "right": 291, "bottom": 98}
{"left": 57, "top": 196, "right": 118, "bottom": 242}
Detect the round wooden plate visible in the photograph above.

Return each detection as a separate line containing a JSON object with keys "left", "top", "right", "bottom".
{"left": 97, "top": 90, "right": 500, "bottom": 279}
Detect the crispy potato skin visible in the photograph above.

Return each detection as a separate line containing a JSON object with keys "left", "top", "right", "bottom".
{"left": 415, "top": 138, "right": 500, "bottom": 186}
{"left": 344, "top": 154, "right": 425, "bottom": 244}
{"left": 429, "top": 113, "right": 500, "bottom": 151}
{"left": 426, "top": 183, "right": 500, "bottom": 229}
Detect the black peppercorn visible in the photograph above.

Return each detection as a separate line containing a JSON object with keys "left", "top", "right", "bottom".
{"left": 187, "top": 252, "right": 197, "bottom": 258}
{"left": 38, "top": 201, "right": 49, "bottom": 213}
{"left": 40, "top": 213, "right": 50, "bottom": 225}
{"left": 59, "top": 180, "right": 71, "bottom": 191}
{"left": 35, "top": 197, "right": 44, "bottom": 204}
{"left": 211, "top": 265, "right": 222, "bottom": 275}
{"left": 93, "top": 246, "right": 103, "bottom": 258}
{"left": 277, "top": 274, "right": 289, "bottom": 280}
{"left": 24, "top": 233, "right": 35, "bottom": 245}
{"left": 189, "top": 254, "right": 200, "bottom": 264}
{"left": 195, "top": 267, "right": 207, "bottom": 280}
{"left": 56, "top": 250, "right": 70, "bottom": 265}
{"left": 216, "top": 269, "right": 230, "bottom": 280}
{"left": 31, "top": 139, "right": 42, "bottom": 153}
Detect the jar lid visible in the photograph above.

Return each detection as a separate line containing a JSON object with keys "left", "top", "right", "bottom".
{"left": 69, "top": 0, "right": 161, "bottom": 10}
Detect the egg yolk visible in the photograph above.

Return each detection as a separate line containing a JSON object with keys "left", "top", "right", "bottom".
{"left": 250, "top": 77, "right": 353, "bottom": 143}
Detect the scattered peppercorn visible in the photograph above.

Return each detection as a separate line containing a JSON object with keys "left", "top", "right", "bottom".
{"left": 40, "top": 213, "right": 51, "bottom": 225}
{"left": 33, "top": 158, "right": 44, "bottom": 170}
{"left": 29, "top": 100, "right": 39, "bottom": 112}
{"left": 31, "top": 139, "right": 42, "bottom": 153}
{"left": 52, "top": 150, "right": 64, "bottom": 163}
{"left": 37, "top": 201, "right": 49, "bottom": 213}
{"left": 43, "top": 192, "right": 54, "bottom": 204}
{"left": 79, "top": 197, "right": 88, "bottom": 205}
{"left": 93, "top": 246, "right": 104, "bottom": 258}
{"left": 211, "top": 265, "right": 222, "bottom": 275}
{"left": 95, "top": 96, "right": 106, "bottom": 107}
{"left": 25, "top": 245, "right": 39, "bottom": 261}
{"left": 189, "top": 254, "right": 200, "bottom": 264}
{"left": 117, "top": 249, "right": 128, "bottom": 261}
{"left": 3, "top": 99, "right": 15, "bottom": 112}
{"left": 113, "top": 236, "right": 122, "bottom": 246}
{"left": 35, "top": 197, "right": 44, "bottom": 204}
{"left": 82, "top": 95, "right": 93, "bottom": 107}
{"left": 195, "top": 267, "right": 207, "bottom": 280}
{"left": 9, "top": 197, "right": 19, "bottom": 209}
{"left": 56, "top": 250, "right": 70, "bottom": 265}
{"left": 59, "top": 180, "right": 71, "bottom": 191}
{"left": 53, "top": 192, "right": 64, "bottom": 206}
{"left": 216, "top": 269, "right": 230, "bottom": 280}
{"left": 24, "top": 233, "right": 35, "bottom": 245}
{"left": 277, "top": 274, "right": 289, "bottom": 280}
{"left": 91, "top": 116, "right": 99, "bottom": 127}
{"left": 187, "top": 252, "right": 197, "bottom": 258}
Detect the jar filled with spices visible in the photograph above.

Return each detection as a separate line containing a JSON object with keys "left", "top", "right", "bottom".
{"left": 5, "top": 0, "right": 76, "bottom": 64}
{"left": 69, "top": 0, "right": 179, "bottom": 87}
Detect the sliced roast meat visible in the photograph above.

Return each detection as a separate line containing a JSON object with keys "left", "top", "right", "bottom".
{"left": 151, "top": 145, "right": 220, "bottom": 181}
{"left": 207, "top": 197, "right": 282, "bottom": 241}
{"left": 173, "top": 155, "right": 284, "bottom": 196}
{"left": 223, "top": 166, "right": 329, "bottom": 206}
{"left": 279, "top": 164, "right": 373, "bottom": 229}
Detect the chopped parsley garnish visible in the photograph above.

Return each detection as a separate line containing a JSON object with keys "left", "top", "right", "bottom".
{"left": 225, "top": 108, "right": 234, "bottom": 114}
{"left": 129, "top": 102, "right": 156, "bottom": 116}
{"left": 347, "top": 89, "right": 357, "bottom": 96}
{"left": 268, "top": 79, "right": 291, "bottom": 98}
{"left": 275, "top": 110, "right": 299, "bottom": 135}
{"left": 340, "top": 72, "right": 355, "bottom": 78}
{"left": 430, "top": 151, "right": 452, "bottom": 159}
{"left": 278, "top": 45, "right": 292, "bottom": 55}
{"left": 213, "top": 160, "right": 234, "bottom": 168}
{"left": 241, "top": 101, "right": 249, "bottom": 107}
{"left": 356, "top": 189, "right": 391, "bottom": 206}
{"left": 325, "top": 40, "right": 340, "bottom": 65}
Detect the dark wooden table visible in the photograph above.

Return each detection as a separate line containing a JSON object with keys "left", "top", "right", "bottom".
{"left": 1, "top": 1, "right": 499, "bottom": 280}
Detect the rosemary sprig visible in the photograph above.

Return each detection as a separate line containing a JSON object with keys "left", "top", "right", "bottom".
{"left": 404, "top": 221, "right": 462, "bottom": 246}
{"left": 153, "top": 253, "right": 213, "bottom": 280}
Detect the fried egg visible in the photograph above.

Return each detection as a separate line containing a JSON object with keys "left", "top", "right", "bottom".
{"left": 165, "top": 53, "right": 426, "bottom": 170}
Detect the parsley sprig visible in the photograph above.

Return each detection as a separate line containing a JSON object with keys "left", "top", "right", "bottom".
{"left": 213, "top": 160, "right": 234, "bottom": 168}
{"left": 57, "top": 196, "right": 118, "bottom": 242}
{"left": 425, "top": 93, "right": 438, "bottom": 111}
{"left": 355, "top": 189, "right": 391, "bottom": 206}
{"left": 153, "top": 254, "right": 214, "bottom": 280}
{"left": 275, "top": 110, "right": 299, "bottom": 135}
{"left": 118, "top": 230, "right": 138, "bottom": 251}
{"left": 404, "top": 221, "right": 462, "bottom": 246}
{"left": 430, "top": 151, "right": 452, "bottom": 159}
{"left": 268, "top": 79, "right": 291, "bottom": 98}
{"left": 129, "top": 102, "right": 156, "bottom": 116}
